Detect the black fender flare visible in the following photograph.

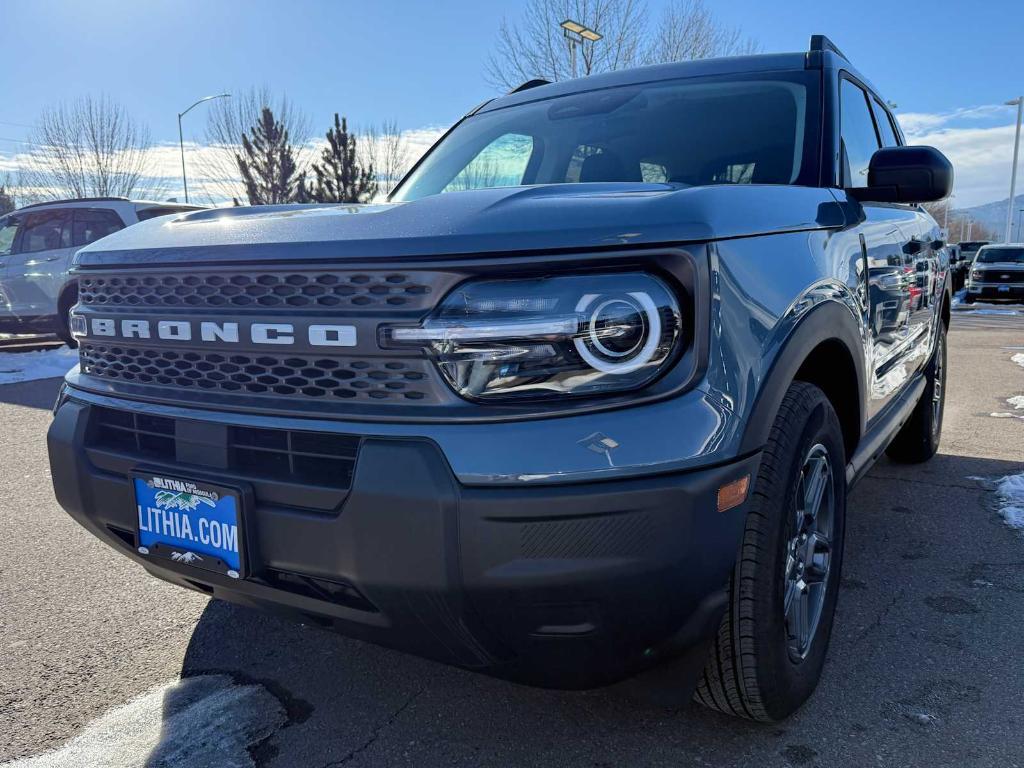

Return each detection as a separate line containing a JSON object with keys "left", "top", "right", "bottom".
{"left": 739, "top": 300, "right": 866, "bottom": 455}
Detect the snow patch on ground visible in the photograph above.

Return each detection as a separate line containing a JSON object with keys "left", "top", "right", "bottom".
{"left": 1, "top": 675, "right": 286, "bottom": 768}
{"left": 1014, "top": 353, "right": 1024, "bottom": 370}
{"left": 994, "top": 474, "right": 1024, "bottom": 531}
{"left": 951, "top": 289, "right": 1022, "bottom": 312}
{"left": 0, "top": 347, "right": 78, "bottom": 385}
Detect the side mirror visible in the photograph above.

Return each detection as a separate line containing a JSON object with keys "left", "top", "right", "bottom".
{"left": 849, "top": 146, "right": 953, "bottom": 204}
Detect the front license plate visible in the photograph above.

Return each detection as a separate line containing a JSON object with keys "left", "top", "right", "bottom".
{"left": 999, "top": 284, "right": 1011, "bottom": 292}
{"left": 133, "top": 472, "right": 244, "bottom": 578}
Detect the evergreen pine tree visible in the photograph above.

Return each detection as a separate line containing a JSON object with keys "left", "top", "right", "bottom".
{"left": 309, "top": 114, "right": 376, "bottom": 203}
{"left": 0, "top": 184, "right": 14, "bottom": 215}
{"left": 235, "top": 107, "right": 302, "bottom": 205}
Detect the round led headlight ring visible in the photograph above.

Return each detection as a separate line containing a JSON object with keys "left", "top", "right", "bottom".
{"left": 573, "top": 291, "right": 663, "bottom": 375}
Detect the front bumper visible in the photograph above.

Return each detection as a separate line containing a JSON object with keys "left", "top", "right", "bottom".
{"left": 48, "top": 394, "right": 757, "bottom": 689}
{"left": 967, "top": 282, "right": 1024, "bottom": 301}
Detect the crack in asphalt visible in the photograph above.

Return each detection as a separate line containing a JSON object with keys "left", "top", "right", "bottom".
{"left": 852, "top": 587, "right": 906, "bottom": 647}
{"left": 319, "top": 687, "right": 426, "bottom": 768}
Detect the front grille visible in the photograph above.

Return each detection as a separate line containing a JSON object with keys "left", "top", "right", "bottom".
{"left": 92, "top": 407, "right": 175, "bottom": 460}
{"left": 79, "top": 343, "right": 431, "bottom": 402}
{"left": 89, "top": 406, "right": 360, "bottom": 490}
{"left": 229, "top": 424, "right": 359, "bottom": 487}
{"left": 78, "top": 271, "right": 433, "bottom": 310}
{"left": 976, "top": 270, "right": 1024, "bottom": 284}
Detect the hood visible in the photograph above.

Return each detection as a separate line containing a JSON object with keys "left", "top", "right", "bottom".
{"left": 974, "top": 261, "right": 1024, "bottom": 269}
{"left": 75, "top": 183, "right": 845, "bottom": 267}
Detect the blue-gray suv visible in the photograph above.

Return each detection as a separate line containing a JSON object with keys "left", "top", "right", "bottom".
{"left": 48, "top": 36, "right": 953, "bottom": 721}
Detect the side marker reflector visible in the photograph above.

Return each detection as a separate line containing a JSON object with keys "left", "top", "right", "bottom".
{"left": 717, "top": 475, "right": 750, "bottom": 513}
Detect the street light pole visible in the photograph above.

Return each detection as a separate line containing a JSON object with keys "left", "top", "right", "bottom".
{"left": 1005, "top": 97, "right": 1023, "bottom": 243}
{"left": 560, "top": 20, "right": 602, "bottom": 79}
{"left": 177, "top": 93, "right": 231, "bottom": 204}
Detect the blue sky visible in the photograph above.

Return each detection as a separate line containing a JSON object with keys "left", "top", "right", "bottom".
{"left": 1, "top": 0, "right": 1023, "bottom": 206}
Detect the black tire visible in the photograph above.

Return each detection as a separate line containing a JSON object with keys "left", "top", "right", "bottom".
{"left": 694, "top": 382, "right": 847, "bottom": 722}
{"left": 56, "top": 287, "right": 78, "bottom": 349}
{"left": 962, "top": 294, "right": 975, "bottom": 304}
{"left": 885, "top": 329, "right": 946, "bottom": 463}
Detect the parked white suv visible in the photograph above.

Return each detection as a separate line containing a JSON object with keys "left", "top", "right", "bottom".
{"left": 0, "top": 197, "right": 203, "bottom": 344}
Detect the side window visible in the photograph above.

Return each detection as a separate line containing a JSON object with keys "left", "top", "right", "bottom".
{"left": 72, "top": 208, "right": 125, "bottom": 247}
{"left": 0, "top": 215, "right": 21, "bottom": 256}
{"left": 871, "top": 99, "right": 899, "bottom": 148}
{"left": 840, "top": 79, "right": 881, "bottom": 188}
{"left": 20, "top": 209, "right": 72, "bottom": 253}
{"left": 443, "top": 133, "right": 534, "bottom": 192}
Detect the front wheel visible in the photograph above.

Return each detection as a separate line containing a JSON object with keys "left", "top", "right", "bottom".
{"left": 885, "top": 329, "right": 946, "bottom": 463}
{"left": 695, "top": 382, "right": 847, "bottom": 721}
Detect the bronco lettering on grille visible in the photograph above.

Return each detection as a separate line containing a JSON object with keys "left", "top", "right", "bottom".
{"left": 86, "top": 318, "right": 357, "bottom": 347}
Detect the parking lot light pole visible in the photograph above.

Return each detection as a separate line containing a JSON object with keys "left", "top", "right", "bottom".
{"left": 1005, "top": 97, "right": 1023, "bottom": 243}
{"left": 560, "top": 20, "right": 602, "bottom": 79}
{"left": 178, "top": 93, "right": 230, "bottom": 204}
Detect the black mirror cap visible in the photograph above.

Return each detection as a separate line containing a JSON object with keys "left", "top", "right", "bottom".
{"left": 850, "top": 146, "right": 954, "bottom": 204}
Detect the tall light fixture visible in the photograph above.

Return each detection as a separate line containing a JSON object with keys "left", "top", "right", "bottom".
{"left": 560, "top": 19, "right": 602, "bottom": 78}
{"left": 1005, "top": 97, "right": 1023, "bottom": 243}
{"left": 178, "top": 93, "right": 231, "bottom": 204}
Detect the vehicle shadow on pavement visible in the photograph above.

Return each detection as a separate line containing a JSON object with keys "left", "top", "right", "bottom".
{"left": 168, "top": 452, "right": 1024, "bottom": 766}
{"left": 0, "top": 376, "right": 63, "bottom": 410}
{"left": 175, "top": 597, "right": 771, "bottom": 766}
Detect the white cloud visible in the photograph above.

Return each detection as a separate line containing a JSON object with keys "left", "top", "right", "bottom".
{"left": 896, "top": 104, "right": 1020, "bottom": 208}
{"left": 0, "top": 126, "right": 446, "bottom": 206}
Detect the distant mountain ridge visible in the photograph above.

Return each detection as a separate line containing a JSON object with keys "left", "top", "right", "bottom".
{"left": 956, "top": 194, "right": 1024, "bottom": 240}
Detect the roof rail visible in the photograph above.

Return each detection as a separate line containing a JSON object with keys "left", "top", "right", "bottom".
{"left": 509, "top": 79, "right": 551, "bottom": 94}
{"left": 19, "top": 196, "right": 131, "bottom": 211}
{"left": 809, "top": 34, "right": 848, "bottom": 61}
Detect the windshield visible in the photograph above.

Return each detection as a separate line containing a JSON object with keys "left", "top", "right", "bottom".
{"left": 976, "top": 247, "right": 1024, "bottom": 264}
{"left": 960, "top": 241, "right": 988, "bottom": 254}
{"left": 392, "top": 72, "right": 820, "bottom": 202}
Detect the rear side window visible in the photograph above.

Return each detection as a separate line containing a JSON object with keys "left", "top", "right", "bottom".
{"left": 840, "top": 79, "right": 881, "bottom": 188}
{"left": 870, "top": 99, "right": 900, "bottom": 148}
{"left": 0, "top": 215, "right": 21, "bottom": 256}
{"left": 72, "top": 208, "right": 125, "bottom": 247}
{"left": 20, "top": 209, "right": 72, "bottom": 253}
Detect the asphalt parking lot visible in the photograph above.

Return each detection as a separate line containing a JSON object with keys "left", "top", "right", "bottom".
{"left": 1, "top": 308, "right": 1022, "bottom": 768}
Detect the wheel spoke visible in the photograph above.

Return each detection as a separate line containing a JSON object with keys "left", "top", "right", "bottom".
{"left": 802, "top": 457, "right": 828, "bottom": 524}
{"left": 784, "top": 443, "right": 835, "bottom": 662}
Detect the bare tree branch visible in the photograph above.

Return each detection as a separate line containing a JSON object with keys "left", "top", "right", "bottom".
{"left": 360, "top": 120, "right": 413, "bottom": 196}
{"left": 18, "top": 96, "right": 156, "bottom": 201}
{"left": 197, "top": 87, "right": 312, "bottom": 204}
{"left": 486, "top": 0, "right": 756, "bottom": 91}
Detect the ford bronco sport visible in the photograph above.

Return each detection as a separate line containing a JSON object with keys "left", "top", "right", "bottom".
{"left": 48, "top": 36, "right": 953, "bottom": 721}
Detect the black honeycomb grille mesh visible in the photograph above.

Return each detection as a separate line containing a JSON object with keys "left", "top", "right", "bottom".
{"left": 78, "top": 271, "right": 431, "bottom": 310}
{"left": 79, "top": 343, "right": 432, "bottom": 401}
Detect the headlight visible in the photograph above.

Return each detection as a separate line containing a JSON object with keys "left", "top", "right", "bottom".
{"left": 384, "top": 273, "right": 682, "bottom": 400}
{"left": 971, "top": 270, "right": 983, "bottom": 281}
{"left": 69, "top": 308, "right": 87, "bottom": 339}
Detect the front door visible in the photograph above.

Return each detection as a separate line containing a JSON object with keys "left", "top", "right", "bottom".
{"left": 3, "top": 208, "right": 75, "bottom": 319}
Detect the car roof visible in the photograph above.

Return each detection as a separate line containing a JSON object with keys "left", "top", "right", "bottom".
{"left": 478, "top": 53, "right": 811, "bottom": 114}
{"left": 14, "top": 197, "right": 203, "bottom": 212}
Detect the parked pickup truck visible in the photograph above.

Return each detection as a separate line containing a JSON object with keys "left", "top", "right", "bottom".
{"left": 964, "top": 243, "right": 1024, "bottom": 303}
{"left": 48, "top": 35, "right": 953, "bottom": 721}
